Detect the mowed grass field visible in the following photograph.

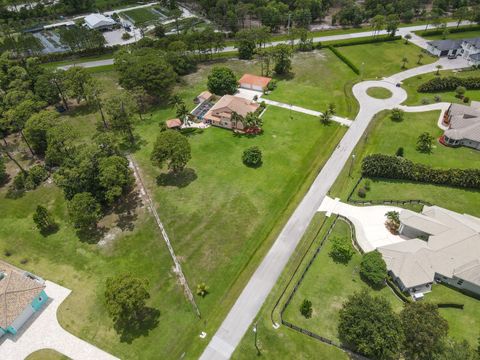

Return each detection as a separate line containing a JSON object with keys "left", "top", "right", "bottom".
{"left": 339, "top": 40, "right": 436, "bottom": 79}
{"left": 122, "top": 7, "right": 160, "bottom": 24}
{"left": 330, "top": 110, "right": 480, "bottom": 217}
{"left": 421, "top": 27, "right": 480, "bottom": 40}
{"left": 0, "top": 55, "right": 346, "bottom": 359}
{"left": 283, "top": 220, "right": 403, "bottom": 342}
{"left": 401, "top": 68, "right": 480, "bottom": 106}
{"left": 264, "top": 50, "right": 359, "bottom": 118}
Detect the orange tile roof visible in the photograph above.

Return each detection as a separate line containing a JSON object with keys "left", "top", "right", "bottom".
{"left": 166, "top": 119, "right": 182, "bottom": 128}
{"left": 239, "top": 74, "right": 272, "bottom": 88}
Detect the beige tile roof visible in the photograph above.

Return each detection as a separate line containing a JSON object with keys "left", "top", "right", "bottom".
{"left": 204, "top": 95, "right": 259, "bottom": 123}
{"left": 379, "top": 206, "right": 480, "bottom": 289}
{"left": 0, "top": 261, "right": 45, "bottom": 329}
{"left": 445, "top": 104, "right": 480, "bottom": 142}
{"left": 197, "top": 91, "right": 213, "bottom": 102}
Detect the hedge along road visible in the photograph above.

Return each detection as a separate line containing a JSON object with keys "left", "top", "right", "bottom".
{"left": 199, "top": 56, "right": 471, "bottom": 359}
{"left": 57, "top": 21, "right": 471, "bottom": 70}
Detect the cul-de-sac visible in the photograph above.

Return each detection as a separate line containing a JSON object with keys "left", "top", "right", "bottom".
{"left": 0, "top": 1, "right": 479, "bottom": 359}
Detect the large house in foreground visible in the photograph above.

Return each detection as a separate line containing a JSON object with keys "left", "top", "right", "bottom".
{"left": 440, "top": 103, "right": 480, "bottom": 150}
{"left": 0, "top": 261, "right": 48, "bottom": 338}
{"left": 203, "top": 95, "right": 260, "bottom": 130}
{"left": 426, "top": 37, "right": 480, "bottom": 65}
{"left": 378, "top": 206, "right": 480, "bottom": 296}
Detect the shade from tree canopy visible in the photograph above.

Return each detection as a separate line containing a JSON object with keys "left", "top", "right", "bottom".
{"left": 33, "top": 205, "right": 58, "bottom": 236}
{"left": 105, "top": 274, "right": 150, "bottom": 328}
{"left": 359, "top": 250, "right": 387, "bottom": 287}
{"left": 338, "top": 289, "right": 403, "bottom": 360}
{"left": 151, "top": 130, "right": 191, "bottom": 174}
{"left": 67, "top": 192, "right": 101, "bottom": 234}
{"left": 207, "top": 67, "right": 237, "bottom": 96}
{"left": 0, "top": 155, "right": 6, "bottom": 185}
{"left": 98, "top": 156, "right": 134, "bottom": 206}
{"left": 400, "top": 302, "right": 448, "bottom": 360}
{"left": 24, "top": 110, "right": 59, "bottom": 155}
{"left": 272, "top": 44, "right": 293, "bottom": 75}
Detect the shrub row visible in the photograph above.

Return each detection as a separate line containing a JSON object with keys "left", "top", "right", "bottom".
{"left": 386, "top": 277, "right": 412, "bottom": 303}
{"left": 361, "top": 154, "right": 480, "bottom": 189}
{"left": 418, "top": 24, "right": 480, "bottom": 37}
{"left": 418, "top": 76, "right": 480, "bottom": 92}
{"left": 329, "top": 35, "right": 401, "bottom": 48}
{"left": 326, "top": 45, "right": 360, "bottom": 74}
{"left": 437, "top": 303, "right": 464, "bottom": 309}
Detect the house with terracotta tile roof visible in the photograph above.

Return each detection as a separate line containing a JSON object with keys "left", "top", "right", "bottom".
{"left": 203, "top": 95, "right": 259, "bottom": 130}
{"left": 238, "top": 74, "right": 272, "bottom": 91}
{"left": 0, "top": 261, "right": 48, "bottom": 338}
{"left": 166, "top": 118, "right": 182, "bottom": 129}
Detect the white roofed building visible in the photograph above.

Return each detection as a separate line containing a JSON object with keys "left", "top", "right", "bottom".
{"left": 84, "top": 13, "right": 116, "bottom": 30}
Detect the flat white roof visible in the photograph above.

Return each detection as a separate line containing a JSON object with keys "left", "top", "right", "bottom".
{"left": 84, "top": 13, "right": 116, "bottom": 29}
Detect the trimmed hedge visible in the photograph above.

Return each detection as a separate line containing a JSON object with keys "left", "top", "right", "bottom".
{"left": 326, "top": 45, "right": 360, "bottom": 74}
{"left": 386, "top": 277, "right": 412, "bottom": 303}
{"left": 418, "top": 24, "right": 480, "bottom": 37}
{"left": 330, "top": 35, "right": 401, "bottom": 48}
{"left": 437, "top": 303, "right": 464, "bottom": 309}
{"left": 418, "top": 76, "right": 480, "bottom": 92}
{"left": 37, "top": 46, "right": 120, "bottom": 64}
{"left": 361, "top": 154, "right": 480, "bottom": 189}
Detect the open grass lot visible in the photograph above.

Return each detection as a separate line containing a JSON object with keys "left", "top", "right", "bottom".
{"left": 122, "top": 7, "right": 160, "bottom": 24}
{"left": 427, "top": 284, "right": 480, "bottom": 345}
{"left": 339, "top": 40, "right": 436, "bottom": 79}
{"left": 283, "top": 220, "right": 403, "bottom": 342}
{"left": 329, "top": 110, "right": 480, "bottom": 217}
{"left": 401, "top": 68, "right": 480, "bottom": 106}
{"left": 0, "top": 58, "right": 346, "bottom": 359}
{"left": 264, "top": 50, "right": 359, "bottom": 118}
{"left": 232, "top": 214, "right": 349, "bottom": 359}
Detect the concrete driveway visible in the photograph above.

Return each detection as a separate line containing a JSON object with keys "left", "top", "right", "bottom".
{"left": 0, "top": 281, "right": 118, "bottom": 360}
{"left": 318, "top": 196, "right": 405, "bottom": 252}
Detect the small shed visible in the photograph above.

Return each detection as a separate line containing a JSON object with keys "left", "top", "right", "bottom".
{"left": 196, "top": 91, "right": 213, "bottom": 104}
{"left": 166, "top": 118, "right": 182, "bottom": 129}
{"left": 238, "top": 74, "right": 272, "bottom": 91}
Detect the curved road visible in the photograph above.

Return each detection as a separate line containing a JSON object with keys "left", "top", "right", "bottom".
{"left": 200, "top": 56, "right": 470, "bottom": 360}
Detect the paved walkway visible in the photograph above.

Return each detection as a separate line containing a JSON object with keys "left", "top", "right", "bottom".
{"left": 200, "top": 34, "right": 472, "bottom": 360}
{"left": 318, "top": 196, "right": 404, "bottom": 252}
{"left": 261, "top": 99, "right": 353, "bottom": 126}
{"left": 0, "top": 281, "right": 118, "bottom": 360}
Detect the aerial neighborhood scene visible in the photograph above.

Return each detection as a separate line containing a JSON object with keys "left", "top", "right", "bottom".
{"left": 1, "top": 0, "right": 480, "bottom": 359}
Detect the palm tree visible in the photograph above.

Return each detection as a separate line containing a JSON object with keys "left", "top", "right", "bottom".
{"left": 436, "top": 64, "right": 443, "bottom": 75}
{"left": 319, "top": 109, "right": 332, "bottom": 125}
{"left": 196, "top": 283, "right": 209, "bottom": 297}
{"left": 417, "top": 53, "right": 424, "bottom": 64}
{"left": 169, "top": 95, "right": 183, "bottom": 109}
{"left": 401, "top": 56, "right": 408, "bottom": 69}
{"left": 404, "top": 33, "right": 412, "bottom": 44}
{"left": 175, "top": 103, "right": 190, "bottom": 125}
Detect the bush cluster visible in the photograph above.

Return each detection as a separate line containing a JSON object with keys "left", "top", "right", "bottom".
{"left": 327, "top": 45, "right": 360, "bottom": 74}
{"left": 329, "top": 35, "right": 401, "bottom": 48}
{"left": 362, "top": 154, "right": 480, "bottom": 189}
{"left": 418, "top": 76, "right": 480, "bottom": 93}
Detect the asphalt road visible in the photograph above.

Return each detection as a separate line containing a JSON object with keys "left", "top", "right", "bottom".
{"left": 57, "top": 21, "right": 470, "bottom": 70}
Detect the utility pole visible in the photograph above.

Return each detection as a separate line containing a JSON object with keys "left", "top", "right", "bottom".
{"left": 253, "top": 322, "right": 260, "bottom": 356}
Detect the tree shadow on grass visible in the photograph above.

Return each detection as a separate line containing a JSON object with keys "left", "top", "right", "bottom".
{"left": 77, "top": 226, "right": 108, "bottom": 244}
{"left": 113, "top": 190, "right": 142, "bottom": 231}
{"left": 116, "top": 307, "right": 160, "bottom": 344}
{"left": 40, "top": 223, "right": 60, "bottom": 237}
{"left": 156, "top": 168, "right": 197, "bottom": 188}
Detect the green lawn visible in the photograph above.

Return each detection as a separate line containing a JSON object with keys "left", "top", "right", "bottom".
{"left": 367, "top": 87, "right": 393, "bottom": 99}
{"left": 0, "top": 59, "right": 346, "bottom": 359}
{"left": 421, "top": 28, "right": 480, "bottom": 40}
{"left": 402, "top": 69, "right": 480, "bottom": 106}
{"left": 283, "top": 220, "right": 403, "bottom": 343}
{"left": 264, "top": 50, "right": 359, "bottom": 118}
{"left": 427, "top": 284, "right": 480, "bottom": 345}
{"left": 232, "top": 214, "right": 349, "bottom": 359}
{"left": 122, "top": 7, "right": 160, "bottom": 24}
{"left": 339, "top": 40, "right": 436, "bottom": 79}
{"left": 26, "top": 350, "right": 70, "bottom": 360}
{"left": 329, "top": 110, "right": 480, "bottom": 217}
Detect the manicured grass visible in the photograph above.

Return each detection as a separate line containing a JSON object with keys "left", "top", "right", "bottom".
{"left": 401, "top": 69, "right": 480, "bottom": 106}
{"left": 366, "top": 87, "right": 392, "bottom": 99}
{"left": 26, "top": 349, "right": 70, "bottom": 360}
{"left": 339, "top": 40, "right": 436, "bottom": 79}
{"left": 232, "top": 214, "right": 349, "bottom": 359}
{"left": 283, "top": 220, "right": 403, "bottom": 343}
{"left": 265, "top": 50, "right": 359, "bottom": 118}
{"left": 0, "top": 60, "right": 346, "bottom": 359}
{"left": 122, "top": 7, "right": 160, "bottom": 24}
{"left": 421, "top": 29, "right": 480, "bottom": 40}
{"left": 427, "top": 284, "right": 480, "bottom": 345}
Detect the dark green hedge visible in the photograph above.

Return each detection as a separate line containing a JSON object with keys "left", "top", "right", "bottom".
{"left": 437, "top": 303, "right": 464, "bottom": 309}
{"left": 38, "top": 46, "right": 120, "bottom": 64}
{"left": 330, "top": 35, "right": 401, "bottom": 48}
{"left": 418, "top": 76, "right": 480, "bottom": 92}
{"left": 326, "top": 45, "right": 360, "bottom": 74}
{"left": 418, "top": 24, "right": 480, "bottom": 37}
{"left": 361, "top": 154, "right": 480, "bottom": 189}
